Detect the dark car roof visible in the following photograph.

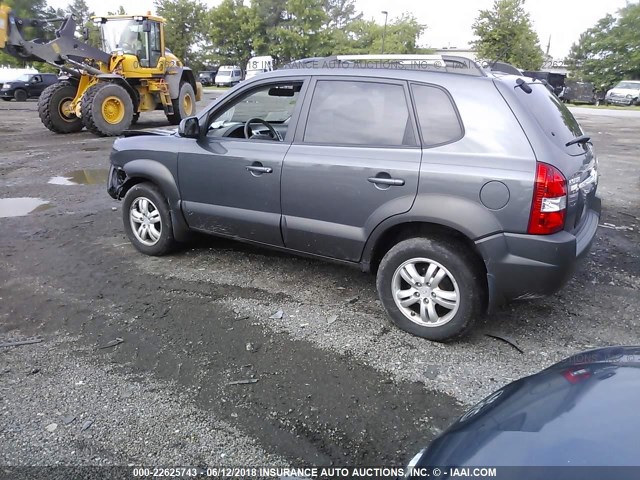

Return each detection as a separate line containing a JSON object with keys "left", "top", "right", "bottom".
{"left": 416, "top": 347, "right": 640, "bottom": 469}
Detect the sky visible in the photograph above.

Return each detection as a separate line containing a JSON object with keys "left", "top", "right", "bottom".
{"left": 46, "top": 0, "right": 633, "bottom": 59}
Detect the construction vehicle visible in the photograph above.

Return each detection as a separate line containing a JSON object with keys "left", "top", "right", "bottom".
{"left": 0, "top": 5, "right": 202, "bottom": 136}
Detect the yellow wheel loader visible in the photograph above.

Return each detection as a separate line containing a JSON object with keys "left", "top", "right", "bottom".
{"left": 0, "top": 5, "right": 202, "bottom": 136}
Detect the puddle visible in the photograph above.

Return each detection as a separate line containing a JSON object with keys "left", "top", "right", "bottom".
{"left": 48, "top": 169, "right": 109, "bottom": 186}
{"left": 0, "top": 198, "right": 52, "bottom": 218}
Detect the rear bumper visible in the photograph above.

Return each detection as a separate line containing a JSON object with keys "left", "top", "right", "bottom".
{"left": 476, "top": 196, "right": 601, "bottom": 309}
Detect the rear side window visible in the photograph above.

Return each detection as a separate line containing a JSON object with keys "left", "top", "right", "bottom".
{"left": 514, "top": 82, "right": 584, "bottom": 154}
{"left": 304, "top": 80, "right": 415, "bottom": 146}
{"left": 411, "top": 84, "right": 463, "bottom": 146}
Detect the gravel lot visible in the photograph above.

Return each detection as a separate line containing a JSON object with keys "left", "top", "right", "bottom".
{"left": 0, "top": 96, "right": 639, "bottom": 472}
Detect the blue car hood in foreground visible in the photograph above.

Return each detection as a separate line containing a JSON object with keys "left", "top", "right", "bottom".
{"left": 412, "top": 347, "right": 640, "bottom": 472}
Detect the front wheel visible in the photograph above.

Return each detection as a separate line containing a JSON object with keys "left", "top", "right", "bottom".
{"left": 376, "top": 237, "right": 484, "bottom": 342}
{"left": 81, "top": 82, "right": 134, "bottom": 136}
{"left": 167, "top": 81, "right": 196, "bottom": 125}
{"left": 122, "top": 183, "right": 176, "bottom": 256}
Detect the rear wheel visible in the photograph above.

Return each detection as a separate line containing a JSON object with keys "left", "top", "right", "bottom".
{"left": 122, "top": 183, "right": 176, "bottom": 256}
{"left": 167, "top": 81, "right": 196, "bottom": 125}
{"left": 81, "top": 82, "right": 134, "bottom": 136}
{"left": 13, "top": 89, "right": 27, "bottom": 102}
{"left": 38, "top": 82, "right": 84, "bottom": 134}
{"left": 376, "top": 237, "right": 484, "bottom": 342}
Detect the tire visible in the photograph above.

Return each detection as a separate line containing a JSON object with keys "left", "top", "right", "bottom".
{"left": 122, "top": 183, "right": 176, "bottom": 256}
{"left": 376, "top": 237, "right": 484, "bottom": 342}
{"left": 13, "top": 89, "right": 27, "bottom": 102}
{"left": 81, "top": 82, "right": 134, "bottom": 136}
{"left": 167, "top": 81, "right": 196, "bottom": 125}
{"left": 2, "top": 97, "right": 11, "bottom": 102}
{"left": 38, "top": 82, "right": 84, "bottom": 134}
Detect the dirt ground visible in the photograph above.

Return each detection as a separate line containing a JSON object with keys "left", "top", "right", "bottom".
{"left": 0, "top": 96, "right": 639, "bottom": 471}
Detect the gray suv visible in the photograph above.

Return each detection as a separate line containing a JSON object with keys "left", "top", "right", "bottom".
{"left": 108, "top": 55, "right": 601, "bottom": 342}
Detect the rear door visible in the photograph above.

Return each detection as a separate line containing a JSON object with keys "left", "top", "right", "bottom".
{"left": 280, "top": 77, "right": 422, "bottom": 261}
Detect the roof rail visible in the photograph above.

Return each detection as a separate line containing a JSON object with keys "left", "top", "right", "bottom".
{"left": 282, "top": 54, "right": 486, "bottom": 77}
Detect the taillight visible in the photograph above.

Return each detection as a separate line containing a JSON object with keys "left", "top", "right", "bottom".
{"left": 528, "top": 162, "right": 567, "bottom": 235}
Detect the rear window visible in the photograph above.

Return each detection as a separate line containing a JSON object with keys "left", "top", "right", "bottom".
{"left": 411, "top": 84, "right": 463, "bottom": 146}
{"left": 514, "top": 82, "right": 584, "bottom": 153}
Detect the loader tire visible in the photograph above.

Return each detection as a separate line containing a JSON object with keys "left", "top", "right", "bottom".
{"left": 38, "top": 82, "right": 84, "bottom": 134}
{"left": 81, "top": 82, "right": 134, "bottom": 137}
{"left": 167, "top": 81, "right": 196, "bottom": 125}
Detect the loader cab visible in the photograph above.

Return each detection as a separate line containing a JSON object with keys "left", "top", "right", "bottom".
{"left": 94, "top": 15, "right": 166, "bottom": 71}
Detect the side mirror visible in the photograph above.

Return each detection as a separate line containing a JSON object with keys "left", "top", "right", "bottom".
{"left": 178, "top": 117, "right": 200, "bottom": 138}
{"left": 142, "top": 20, "right": 152, "bottom": 33}
{"left": 82, "top": 27, "right": 89, "bottom": 41}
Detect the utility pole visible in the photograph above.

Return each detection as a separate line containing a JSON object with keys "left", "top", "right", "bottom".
{"left": 381, "top": 11, "right": 389, "bottom": 54}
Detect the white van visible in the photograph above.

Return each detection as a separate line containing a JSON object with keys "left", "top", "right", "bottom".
{"left": 245, "top": 56, "right": 274, "bottom": 80}
{"left": 215, "top": 65, "right": 242, "bottom": 87}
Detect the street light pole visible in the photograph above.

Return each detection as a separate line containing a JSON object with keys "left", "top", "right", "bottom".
{"left": 381, "top": 10, "right": 388, "bottom": 54}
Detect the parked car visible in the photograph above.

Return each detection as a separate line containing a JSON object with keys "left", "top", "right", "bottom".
{"left": 604, "top": 80, "right": 640, "bottom": 106}
{"left": 245, "top": 55, "right": 274, "bottom": 80}
{"left": 214, "top": 65, "right": 242, "bottom": 87}
{"left": 107, "top": 54, "right": 600, "bottom": 341}
{"left": 198, "top": 70, "right": 218, "bottom": 87}
{"left": 0, "top": 73, "right": 58, "bottom": 102}
{"left": 402, "top": 346, "right": 640, "bottom": 479}
{"left": 560, "top": 80, "right": 597, "bottom": 105}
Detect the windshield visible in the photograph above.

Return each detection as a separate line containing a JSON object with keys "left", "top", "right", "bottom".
{"left": 101, "top": 19, "right": 147, "bottom": 55}
{"left": 217, "top": 71, "right": 231, "bottom": 77}
{"left": 14, "top": 74, "right": 30, "bottom": 82}
{"left": 614, "top": 81, "right": 640, "bottom": 90}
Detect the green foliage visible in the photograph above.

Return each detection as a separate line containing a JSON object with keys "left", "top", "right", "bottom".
{"left": 566, "top": 3, "right": 640, "bottom": 89}
{"left": 1, "top": 0, "right": 428, "bottom": 71}
{"left": 154, "top": 0, "right": 207, "bottom": 66}
{"left": 203, "top": 0, "right": 259, "bottom": 68}
{"left": 472, "top": 0, "right": 544, "bottom": 70}
{"left": 332, "top": 13, "right": 425, "bottom": 55}
{"left": 108, "top": 6, "right": 127, "bottom": 15}
{"left": 0, "top": 0, "right": 53, "bottom": 67}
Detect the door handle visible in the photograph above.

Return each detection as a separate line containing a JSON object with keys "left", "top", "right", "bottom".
{"left": 246, "top": 165, "right": 273, "bottom": 174}
{"left": 367, "top": 177, "right": 405, "bottom": 186}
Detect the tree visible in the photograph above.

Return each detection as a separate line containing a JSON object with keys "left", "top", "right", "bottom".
{"left": 566, "top": 3, "right": 640, "bottom": 89}
{"left": 0, "top": 0, "right": 52, "bottom": 67}
{"left": 65, "top": 0, "right": 92, "bottom": 31}
{"left": 472, "top": 0, "right": 544, "bottom": 70}
{"left": 324, "top": 0, "right": 361, "bottom": 29}
{"left": 154, "top": 0, "right": 207, "bottom": 66}
{"left": 332, "top": 13, "right": 425, "bottom": 55}
{"left": 269, "top": 0, "right": 330, "bottom": 62}
{"left": 108, "top": 6, "right": 127, "bottom": 15}
{"left": 204, "top": 0, "right": 260, "bottom": 68}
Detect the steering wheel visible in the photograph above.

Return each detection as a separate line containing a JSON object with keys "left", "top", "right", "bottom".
{"left": 244, "top": 117, "right": 283, "bottom": 141}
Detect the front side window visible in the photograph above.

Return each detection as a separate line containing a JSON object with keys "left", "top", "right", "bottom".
{"left": 101, "top": 19, "right": 148, "bottom": 59}
{"left": 208, "top": 82, "right": 302, "bottom": 141}
{"left": 304, "top": 80, "right": 415, "bottom": 146}
{"left": 411, "top": 84, "right": 463, "bottom": 146}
